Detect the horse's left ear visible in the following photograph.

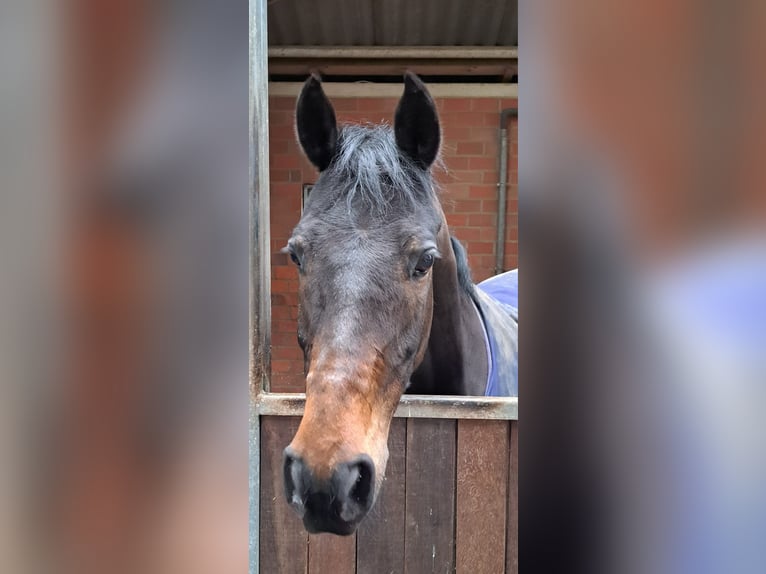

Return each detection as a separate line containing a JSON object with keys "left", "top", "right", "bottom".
{"left": 394, "top": 72, "right": 441, "bottom": 169}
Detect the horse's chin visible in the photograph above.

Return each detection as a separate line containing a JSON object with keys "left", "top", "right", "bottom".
{"left": 303, "top": 516, "right": 359, "bottom": 536}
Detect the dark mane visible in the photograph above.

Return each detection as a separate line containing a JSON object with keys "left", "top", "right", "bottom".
{"left": 318, "top": 124, "right": 437, "bottom": 214}
{"left": 449, "top": 236, "right": 476, "bottom": 297}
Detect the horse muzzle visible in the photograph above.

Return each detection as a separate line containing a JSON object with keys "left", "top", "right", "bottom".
{"left": 283, "top": 447, "right": 376, "bottom": 535}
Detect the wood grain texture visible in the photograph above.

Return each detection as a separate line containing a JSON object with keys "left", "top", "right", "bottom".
{"left": 455, "top": 419, "right": 510, "bottom": 574}
{"left": 260, "top": 416, "right": 307, "bottom": 574}
{"left": 506, "top": 421, "right": 519, "bottom": 574}
{"left": 404, "top": 418, "right": 456, "bottom": 574}
{"left": 356, "top": 418, "right": 407, "bottom": 574}
{"left": 309, "top": 532, "right": 356, "bottom": 574}
{"left": 257, "top": 392, "right": 517, "bottom": 420}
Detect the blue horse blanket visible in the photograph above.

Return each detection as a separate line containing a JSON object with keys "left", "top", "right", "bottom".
{"left": 472, "top": 269, "right": 518, "bottom": 397}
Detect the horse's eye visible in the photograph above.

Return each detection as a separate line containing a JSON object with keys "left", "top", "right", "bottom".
{"left": 289, "top": 251, "right": 301, "bottom": 268}
{"left": 413, "top": 252, "right": 435, "bottom": 277}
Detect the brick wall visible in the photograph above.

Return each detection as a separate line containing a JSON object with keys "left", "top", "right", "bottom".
{"left": 269, "top": 94, "right": 518, "bottom": 392}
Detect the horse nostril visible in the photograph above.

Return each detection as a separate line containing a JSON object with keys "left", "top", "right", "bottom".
{"left": 283, "top": 447, "right": 309, "bottom": 515}
{"left": 333, "top": 455, "right": 375, "bottom": 523}
{"left": 349, "top": 457, "right": 374, "bottom": 506}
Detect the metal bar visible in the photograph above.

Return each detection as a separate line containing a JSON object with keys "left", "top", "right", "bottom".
{"left": 248, "top": 395, "right": 261, "bottom": 574}
{"left": 250, "top": 0, "right": 269, "bottom": 571}
{"left": 495, "top": 108, "right": 518, "bottom": 275}
{"left": 269, "top": 45, "right": 518, "bottom": 60}
{"left": 268, "top": 82, "right": 518, "bottom": 99}
{"left": 256, "top": 393, "right": 518, "bottom": 421}
{"left": 252, "top": 1, "right": 272, "bottom": 394}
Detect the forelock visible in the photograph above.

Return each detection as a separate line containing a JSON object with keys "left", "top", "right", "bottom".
{"left": 320, "top": 123, "right": 438, "bottom": 214}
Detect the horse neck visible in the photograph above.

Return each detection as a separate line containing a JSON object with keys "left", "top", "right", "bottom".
{"left": 409, "top": 233, "right": 488, "bottom": 395}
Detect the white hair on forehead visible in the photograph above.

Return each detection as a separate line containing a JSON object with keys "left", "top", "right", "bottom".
{"left": 328, "top": 123, "right": 439, "bottom": 214}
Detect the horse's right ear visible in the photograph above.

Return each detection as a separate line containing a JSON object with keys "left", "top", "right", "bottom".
{"left": 296, "top": 74, "right": 338, "bottom": 171}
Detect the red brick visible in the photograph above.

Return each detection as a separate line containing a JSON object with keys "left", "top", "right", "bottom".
{"left": 270, "top": 208, "right": 299, "bottom": 225}
{"left": 471, "top": 99, "right": 500, "bottom": 112}
{"left": 468, "top": 157, "right": 497, "bottom": 171}
{"left": 271, "top": 252, "right": 289, "bottom": 266}
{"left": 272, "top": 347, "right": 303, "bottom": 361}
{"left": 454, "top": 199, "right": 481, "bottom": 213}
{"left": 470, "top": 126, "right": 496, "bottom": 141}
{"left": 441, "top": 126, "right": 472, "bottom": 141}
{"left": 482, "top": 199, "right": 499, "bottom": 212}
{"left": 357, "top": 98, "right": 396, "bottom": 112}
{"left": 271, "top": 278, "right": 293, "bottom": 292}
{"left": 271, "top": 360, "right": 294, "bottom": 373}
{"left": 442, "top": 99, "right": 471, "bottom": 112}
{"left": 332, "top": 99, "right": 358, "bottom": 111}
{"left": 468, "top": 242, "right": 494, "bottom": 255}
{"left": 480, "top": 226, "right": 498, "bottom": 241}
{"left": 269, "top": 111, "right": 293, "bottom": 126}
{"left": 468, "top": 213, "right": 495, "bottom": 227}
{"left": 441, "top": 184, "right": 471, "bottom": 199}
{"left": 446, "top": 112, "right": 487, "bottom": 127}
{"left": 270, "top": 140, "right": 289, "bottom": 154}
{"left": 271, "top": 169, "right": 292, "bottom": 182}
{"left": 271, "top": 305, "right": 292, "bottom": 320}
{"left": 450, "top": 171, "right": 484, "bottom": 184}
{"left": 273, "top": 265, "right": 297, "bottom": 280}
{"left": 456, "top": 142, "right": 484, "bottom": 155}
{"left": 469, "top": 185, "right": 496, "bottom": 199}
{"left": 273, "top": 320, "right": 296, "bottom": 334}
{"left": 269, "top": 97, "right": 296, "bottom": 110}
{"left": 269, "top": 124, "right": 296, "bottom": 140}
{"left": 271, "top": 374, "right": 305, "bottom": 393}
{"left": 499, "top": 98, "right": 518, "bottom": 109}
{"left": 271, "top": 154, "right": 302, "bottom": 169}
{"left": 478, "top": 254, "right": 497, "bottom": 269}
{"left": 443, "top": 156, "right": 470, "bottom": 170}
{"left": 270, "top": 182, "right": 299, "bottom": 196}
{"left": 272, "top": 331, "right": 298, "bottom": 347}
{"left": 440, "top": 145, "right": 460, "bottom": 158}
{"left": 482, "top": 112, "right": 504, "bottom": 126}
{"left": 446, "top": 213, "right": 469, "bottom": 227}
{"left": 456, "top": 227, "right": 481, "bottom": 241}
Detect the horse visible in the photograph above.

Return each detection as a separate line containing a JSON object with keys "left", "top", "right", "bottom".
{"left": 282, "top": 72, "right": 518, "bottom": 535}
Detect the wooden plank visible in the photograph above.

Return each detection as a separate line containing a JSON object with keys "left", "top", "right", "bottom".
{"left": 506, "top": 421, "right": 519, "bottom": 574}
{"left": 269, "top": 82, "right": 519, "bottom": 99}
{"left": 356, "top": 418, "right": 407, "bottom": 574}
{"left": 308, "top": 533, "right": 356, "bottom": 574}
{"left": 269, "top": 46, "right": 518, "bottom": 60}
{"left": 404, "top": 419, "right": 456, "bottom": 574}
{"left": 455, "top": 420, "right": 510, "bottom": 574}
{"left": 260, "top": 417, "right": 307, "bottom": 574}
{"left": 256, "top": 392, "right": 518, "bottom": 420}
{"left": 268, "top": 60, "right": 517, "bottom": 81}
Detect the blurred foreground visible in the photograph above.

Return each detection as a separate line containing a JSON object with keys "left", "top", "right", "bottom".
{"left": 521, "top": 1, "right": 766, "bottom": 572}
